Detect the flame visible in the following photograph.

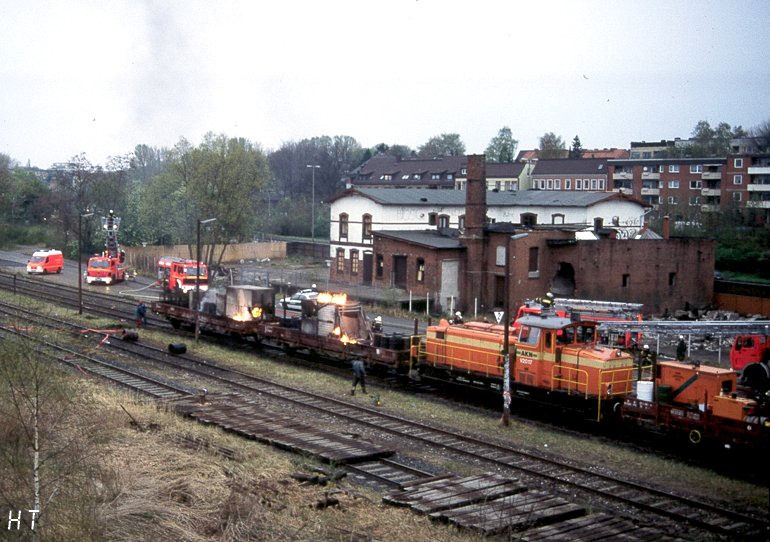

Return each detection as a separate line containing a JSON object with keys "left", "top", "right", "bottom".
{"left": 340, "top": 333, "right": 357, "bottom": 345}
{"left": 232, "top": 306, "right": 251, "bottom": 321}
{"left": 332, "top": 326, "right": 341, "bottom": 336}
{"left": 316, "top": 292, "right": 347, "bottom": 305}
{"left": 251, "top": 306, "right": 263, "bottom": 318}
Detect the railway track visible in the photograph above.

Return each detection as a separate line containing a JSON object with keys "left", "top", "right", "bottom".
{"left": 1, "top": 277, "right": 767, "bottom": 540}
{"left": 0, "top": 270, "right": 169, "bottom": 328}
{"left": 0, "top": 305, "right": 191, "bottom": 401}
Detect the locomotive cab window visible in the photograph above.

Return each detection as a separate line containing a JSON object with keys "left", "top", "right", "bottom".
{"left": 518, "top": 326, "right": 540, "bottom": 345}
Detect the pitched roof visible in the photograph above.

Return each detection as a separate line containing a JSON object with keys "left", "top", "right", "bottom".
{"left": 328, "top": 187, "right": 646, "bottom": 208}
{"left": 348, "top": 154, "right": 465, "bottom": 186}
{"left": 531, "top": 158, "right": 608, "bottom": 176}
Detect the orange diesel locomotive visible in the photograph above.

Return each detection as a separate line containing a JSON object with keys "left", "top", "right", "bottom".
{"left": 415, "top": 314, "right": 636, "bottom": 420}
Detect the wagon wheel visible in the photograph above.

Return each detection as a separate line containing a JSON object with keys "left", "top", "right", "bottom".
{"left": 688, "top": 429, "right": 702, "bottom": 445}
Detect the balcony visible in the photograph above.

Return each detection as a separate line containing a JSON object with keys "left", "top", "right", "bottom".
{"left": 640, "top": 188, "right": 660, "bottom": 196}
{"left": 613, "top": 172, "right": 633, "bottom": 180}
{"left": 701, "top": 171, "right": 721, "bottom": 180}
{"left": 747, "top": 183, "right": 770, "bottom": 192}
{"left": 700, "top": 204, "right": 720, "bottom": 213}
{"left": 748, "top": 166, "right": 770, "bottom": 175}
{"left": 701, "top": 188, "right": 721, "bottom": 197}
{"left": 641, "top": 171, "right": 660, "bottom": 180}
{"left": 746, "top": 200, "right": 770, "bottom": 209}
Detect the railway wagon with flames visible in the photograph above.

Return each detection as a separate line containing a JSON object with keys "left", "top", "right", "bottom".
{"left": 415, "top": 314, "right": 636, "bottom": 420}
{"left": 152, "top": 285, "right": 413, "bottom": 369}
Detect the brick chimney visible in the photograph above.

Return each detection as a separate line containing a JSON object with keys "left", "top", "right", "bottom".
{"left": 662, "top": 215, "right": 670, "bottom": 240}
{"left": 461, "top": 154, "right": 487, "bottom": 312}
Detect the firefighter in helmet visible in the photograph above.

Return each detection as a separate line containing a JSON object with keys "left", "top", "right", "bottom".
{"left": 539, "top": 292, "right": 555, "bottom": 310}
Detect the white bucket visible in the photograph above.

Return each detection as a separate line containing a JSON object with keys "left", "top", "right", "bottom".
{"left": 637, "top": 381, "right": 654, "bottom": 402}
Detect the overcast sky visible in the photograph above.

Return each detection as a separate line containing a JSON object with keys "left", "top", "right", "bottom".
{"left": 1, "top": 0, "right": 768, "bottom": 169}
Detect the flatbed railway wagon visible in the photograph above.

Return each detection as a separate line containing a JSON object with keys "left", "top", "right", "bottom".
{"left": 620, "top": 360, "right": 770, "bottom": 449}
{"left": 152, "top": 285, "right": 413, "bottom": 370}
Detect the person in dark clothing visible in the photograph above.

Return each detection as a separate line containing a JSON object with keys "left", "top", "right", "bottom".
{"left": 351, "top": 359, "right": 367, "bottom": 395}
{"left": 136, "top": 301, "right": 147, "bottom": 328}
{"left": 676, "top": 335, "right": 687, "bottom": 361}
{"left": 371, "top": 316, "right": 383, "bottom": 333}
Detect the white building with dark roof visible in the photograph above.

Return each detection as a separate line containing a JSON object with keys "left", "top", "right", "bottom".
{"left": 326, "top": 187, "right": 650, "bottom": 285}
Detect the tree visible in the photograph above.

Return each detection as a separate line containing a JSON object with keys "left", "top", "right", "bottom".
{"left": 538, "top": 132, "right": 566, "bottom": 159}
{"left": 569, "top": 135, "right": 584, "bottom": 159}
{"left": 0, "top": 322, "right": 104, "bottom": 539}
{"left": 686, "top": 120, "right": 746, "bottom": 157}
{"left": 416, "top": 133, "right": 465, "bottom": 158}
{"left": 485, "top": 127, "right": 518, "bottom": 163}
{"left": 749, "top": 118, "right": 770, "bottom": 152}
{"left": 139, "top": 134, "right": 270, "bottom": 266}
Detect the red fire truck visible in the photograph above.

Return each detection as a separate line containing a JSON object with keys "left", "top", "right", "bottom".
{"left": 157, "top": 256, "right": 209, "bottom": 294}
{"left": 86, "top": 210, "right": 127, "bottom": 285}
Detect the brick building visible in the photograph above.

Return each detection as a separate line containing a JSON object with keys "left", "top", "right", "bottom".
{"left": 335, "top": 155, "right": 715, "bottom": 318}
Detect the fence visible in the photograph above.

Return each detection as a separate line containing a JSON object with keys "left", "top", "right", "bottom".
{"left": 123, "top": 241, "right": 287, "bottom": 273}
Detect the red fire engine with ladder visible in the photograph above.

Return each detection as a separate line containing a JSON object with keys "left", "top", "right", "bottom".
{"left": 86, "top": 210, "right": 127, "bottom": 285}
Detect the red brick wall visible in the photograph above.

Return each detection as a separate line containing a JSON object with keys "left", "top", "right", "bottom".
{"left": 486, "top": 230, "right": 715, "bottom": 317}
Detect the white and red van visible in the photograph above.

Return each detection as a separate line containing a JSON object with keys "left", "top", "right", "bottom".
{"left": 26, "top": 249, "right": 64, "bottom": 274}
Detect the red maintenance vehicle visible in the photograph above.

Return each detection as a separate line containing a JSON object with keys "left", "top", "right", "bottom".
{"left": 514, "top": 297, "right": 644, "bottom": 349}
{"left": 157, "top": 256, "right": 209, "bottom": 294}
{"left": 86, "top": 210, "right": 127, "bottom": 286}
{"left": 730, "top": 332, "right": 770, "bottom": 390}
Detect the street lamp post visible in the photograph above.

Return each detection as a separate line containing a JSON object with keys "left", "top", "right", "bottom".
{"left": 77, "top": 211, "right": 94, "bottom": 315}
{"left": 502, "top": 233, "right": 529, "bottom": 426}
{"left": 195, "top": 217, "right": 217, "bottom": 342}
{"left": 306, "top": 164, "right": 320, "bottom": 245}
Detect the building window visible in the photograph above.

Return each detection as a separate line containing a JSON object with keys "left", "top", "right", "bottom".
{"left": 339, "top": 213, "right": 348, "bottom": 239}
{"left": 551, "top": 213, "right": 565, "bottom": 224}
{"left": 528, "top": 247, "right": 539, "bottom": 274}
{"left": 668, "top": 179, "right": 679, "bottom": 189}
{"left": 546, "top": 179, "right": 553, "bottom": 190}
{"left": 362, "top": 214, "right": 372, "bottom": 239}
{"left": 669, "top": 164, "right": 680, "bottom": 173}
{"left": 734, "top": 158, "right": 743, "bottom": 168}
{"left": 431, "top": 173, "right": 441, "bottom": 180}
{"left": 689, "top": 180, "right": 702, "bottom": 189}
{"left": 428, "top": 212, "right": 437, "bottom": 226}
{"left": 667, "top": 196, "right": 679, "bottom": 204}
{"left": 565, "top": 178, "right": 571, "bottom": 190}
{"left": 416, "top": 258, "right": 425, "bottom": 283}
{"left": 689, "top": 196, "right": 700, "bottom": 206}
{"left": 458, "top": 215, "right": 465, "bottom": 229}
{"left": 668, "top": 272, "right": 676, "bottom": 287}
{"left": 438, "top": 214, "right": 450, "bottom": 228}
{"left": 351, "top": 250, "right": 359, "bottom": 274}
{"left": 733, "top": 192, "right": 742, "bottom": 202}
{"left": 575, "top": 179, "right": 582, "bottom": 190}
{"left": 495, "top": 245, "right": 506, "bottom": 266}
{"left": 521, "top": 213, "right": 537, "bottom": 227}
{"left": 598, "top": 179, "right": 605, "bottom": 190}
{"left": 690, "top": 164, "right": 703, "bottom": 173}
{"left": 336, "top": 248, "right": 345, "bottom": 273}
{"left": 622, "top": 274, "right": 630, "bottom": 288}
{"left": 376, "top": 254, "right": 383, "bottom": 278}
{"left": 733, "top": 174, "right": 743, "bottom": 185}
{"left": 591, "top": 179, "right": 598, "bottom": 190}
